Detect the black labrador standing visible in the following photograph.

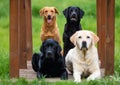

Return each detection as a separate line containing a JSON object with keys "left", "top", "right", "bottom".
{"left": 63, "top": 6, "right": 84, "bottom": 59}
{"left": 32, "top": 39, "right": 68, "bottom": 79}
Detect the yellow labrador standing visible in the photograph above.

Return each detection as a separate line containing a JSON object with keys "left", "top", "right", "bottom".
{"left": 65, "top": 30, "right": 101, "bottom": 82}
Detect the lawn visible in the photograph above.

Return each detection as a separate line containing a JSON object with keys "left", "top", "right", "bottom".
{"left": 0, "top": 0, "right": 120, "bottom": 84}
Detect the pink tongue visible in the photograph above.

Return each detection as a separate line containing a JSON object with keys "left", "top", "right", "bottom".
{"left": 47, "top": 20, "right": 52, "bottom": 23}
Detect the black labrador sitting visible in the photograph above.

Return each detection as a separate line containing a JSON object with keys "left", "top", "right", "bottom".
{"left": 32, "top": 39, "right": 68, "bottom": 80}
{"left": 63, "top": 6, "right": 84, "bottom": 58}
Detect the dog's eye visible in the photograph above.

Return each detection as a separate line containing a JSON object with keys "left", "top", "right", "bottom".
{"left": 75, "top": 9, "right": 77, "bottom": 12}
{"left": 70, "top": 9, "right": 73, "bottom": 12}
{"left": 45, "top": 10, "right": 48, "bottom": 13}
{"left": 87, "top": 36, "right": 90, "bottom": 38}
{"left": 78, "top": 36, "right": 82, "bottom": 39}
{"left": 51, "top": 10, "right": 54, "bottom": 12}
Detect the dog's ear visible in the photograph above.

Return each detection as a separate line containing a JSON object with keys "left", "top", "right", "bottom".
{"left": 54, "top": 7, "right": 59, "bottom": 14}
{"left": 54, "top": 41, "right": 62, "bottom": 59}
{"left": 90, "top": 32, "right": 99, "bottom": 44}
{"left": 40, "top": 42, "right": 45, "bottom": 52}
{"left": 39, "top": 8, "right": 45, "bottom": 16}
{"left": 70, "top": 31, "right": 79, "bottom": 46}
{"left": 56, "top": 41, "right": 62, "bottom": 54}
{"left": 77, "top": 7, "right": 84, "bottom": 18}
{"left": 63, "top": 7, "right": 70, "bottom": 18}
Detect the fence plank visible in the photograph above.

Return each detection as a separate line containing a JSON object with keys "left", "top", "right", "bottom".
{"left": 19, "top": 0, "right": 27, "bottom": 69}
{"left": 97, "top": 0, "right": 114, "bottom": 75}
{"left": 105, "top": 0, "right": 115, "bottom": 75}
{"left": 97, "top": 0, "right": 107, "bottom": 70}
{"left": 25, "top": 0, "right": 33, "bottom": 60}
{"left": 10, "top": 0, "right": 19, "bottom": 77}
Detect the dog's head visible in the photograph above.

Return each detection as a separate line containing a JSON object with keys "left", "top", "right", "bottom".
{"left": 40, "top": 7, "right": 59, "bottom": 24}
{"left": 70, "top": 30, "right": 99, "bottom": 51}
{"left": 63, "top": 6, "right": 84, "bottom": 22}
{"left": 40, "top": 39, "right": 61, "bottom": 60}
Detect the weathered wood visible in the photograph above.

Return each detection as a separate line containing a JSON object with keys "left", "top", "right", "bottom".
{"left": 10, "top": 0, "right": 19, "bottom": 78}
{"left": 97, "top": 0, "right": 107, "bottom": 70}
{"left": 10, "top": 0, "right": 32, "bottom": 77}
{"left": 19, "top": 0, "right": 27, "bottom": 69}
{"left": 105, "top": 0, "right": 115, "bottom": 75}
{"left": 25, "top": 0, "right": 33, "bottom": 60}
{"left": 97, "top": 0, "right": 114, "bottom": 75}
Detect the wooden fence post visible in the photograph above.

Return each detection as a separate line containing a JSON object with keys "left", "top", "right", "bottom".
{"left": 10, "top": 0, "right": 32, "bottom": 78}
{"left": 97, "top": 0, "right": 115, "bottom": 75}
{"left": 19, "top": 0, "right": 27, "bottom": 69}
{"left": 25, "top": 0, "right": 32, "bottom": 60}
{"left": 10, "top": 0, "right": 19, "bottom": 78}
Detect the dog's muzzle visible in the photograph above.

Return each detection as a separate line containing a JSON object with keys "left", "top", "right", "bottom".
{"left": 47, "top": 15, "right": 52, "bottom": 23}
{"left": 70, "top": 13, "right": 77, "bottom": 21}
{"left": 81, "top": 41, "right": 88, "bottom": 51}
{"left": 47, "top": 15, "right": 51, "bottom": 19}
{"left": 46, "top": 51, "right": 53, "bottom": 58}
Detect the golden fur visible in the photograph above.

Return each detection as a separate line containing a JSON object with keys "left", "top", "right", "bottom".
{"left": 40, "top": 7, "right": 61, "bottom": 44}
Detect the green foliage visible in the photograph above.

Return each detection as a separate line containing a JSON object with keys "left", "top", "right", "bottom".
{"left": 115, "top": 0, "right": 120, "bottom": 17}
{"left": 0, "top": 77, "right": 120, "bottom": 85}
{"left": 0, "top": 0, "right": 9, "bottom": 18}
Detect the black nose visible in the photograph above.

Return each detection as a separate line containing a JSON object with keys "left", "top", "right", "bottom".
{"left": 73, "top": 13, "right": 76, "bottom": 17}
{"left": 82, "top": 41, "right": 87, "bottom": 48}
{"left": 71, "top": 13, "right": 76, "bottom": 18}
{"left": 47, "top": 51, "right": 52, "bottom": 56}
{"left": 48, "top": 15, "right": 51, "bottom": 19}
{"left": 71, "top": 11, "right": 77, "bottom": 16}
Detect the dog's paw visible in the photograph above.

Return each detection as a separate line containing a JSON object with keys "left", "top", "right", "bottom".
{"left": 37, "top": 72, "right": 43, "bottom": 79}
{"left": 60, "top": 71, "right": 68, "bottom": 80}
{"left": 87, "top": 75, "right": 95, "bottom": 81}
{"left": 74, "top": 78, "right": 81, "bottom": 83}
{"left": 73, "top": 72, "right": 82, "bottom": 83}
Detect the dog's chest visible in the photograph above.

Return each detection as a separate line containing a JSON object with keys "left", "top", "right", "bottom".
{"left": 79, "top": 58, "right": 91, "bottom": 69}
{"left": 45, "top": 31, "right": 54, "bottom": 37}
{"left": 73, "top": 53, "right": 93, "bottom": 71}
{"left": 40, "top": 60, "right": 60, "bottom": 77}
{"left": 41, "top": 60, "right": 59, "bottom": 71}
{"left": 65, "top": 28, "right": 80, "bottom": 37}
{"left": 64, "top": 24, "right": 81, "bottom": 36}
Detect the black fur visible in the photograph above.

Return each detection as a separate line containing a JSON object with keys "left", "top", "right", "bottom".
{"left": 32, "top": 39, "right": 68, "bottom": 80}
{"left": 63, "top": 6, "right": 84, "bottom": 59}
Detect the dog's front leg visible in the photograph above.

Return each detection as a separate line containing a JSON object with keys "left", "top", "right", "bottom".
{"left": 37, "top": 71, "right": 43, "bottom": 79}
{"left": 37, "top": 58, "right": 43, "bottom": 79}
{"left": 60, "top": 70, "right": 68, "bottom": 80}
{"left": 87, "top": 70, "right": 101, "bottom": 81}
{"left": 73, "top": 71, "right": 82, "bottom": 83}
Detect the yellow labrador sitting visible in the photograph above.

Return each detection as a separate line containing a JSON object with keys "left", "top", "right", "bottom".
{"left": 65, "top": 30, "right": 101, "bottom": 82}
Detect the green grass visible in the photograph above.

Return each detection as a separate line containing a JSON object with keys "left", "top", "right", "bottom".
{"left": 0, "top": 77, "right": 120, "bottom": 85}
{"left": 0, "top": 0, "right": 120, "bottom": 84}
